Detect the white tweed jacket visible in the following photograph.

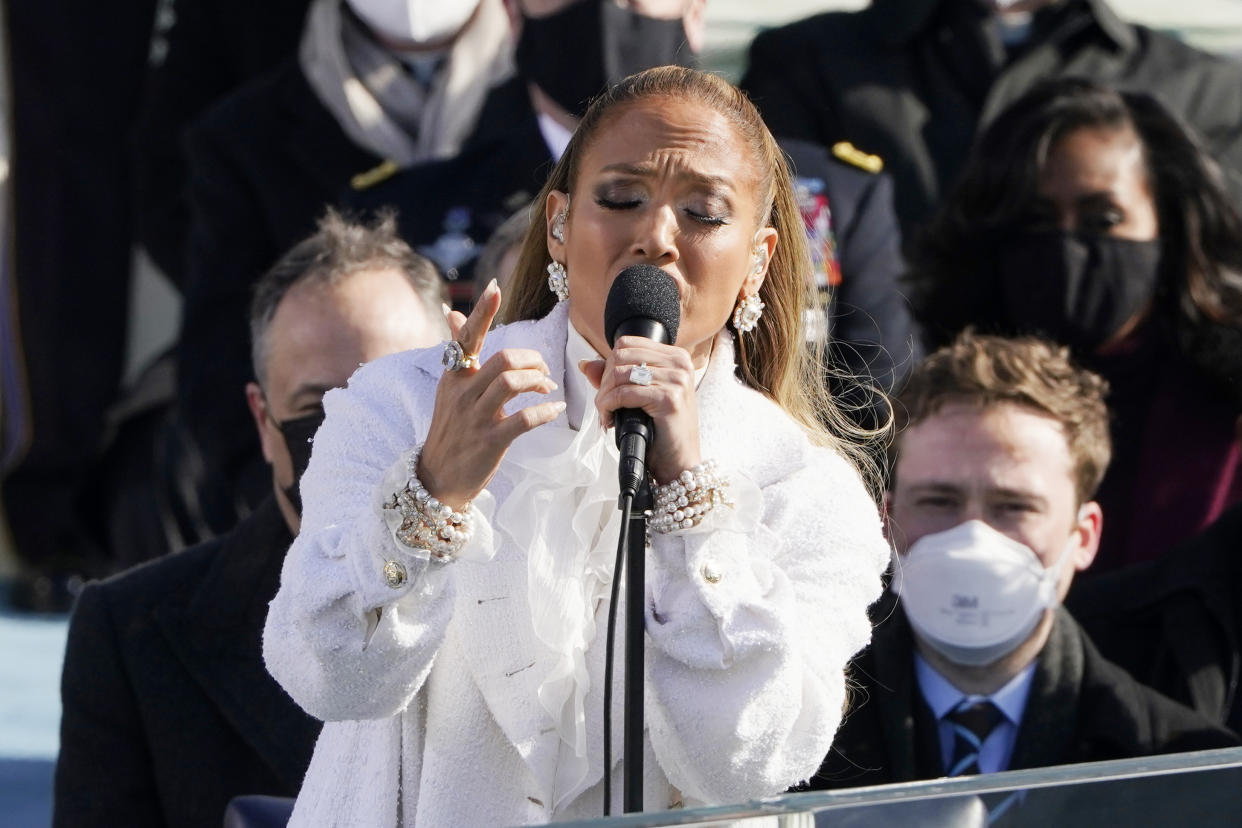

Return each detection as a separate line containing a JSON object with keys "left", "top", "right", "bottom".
{"left": 263, "top": 301, "right": 891, "bottom": 826}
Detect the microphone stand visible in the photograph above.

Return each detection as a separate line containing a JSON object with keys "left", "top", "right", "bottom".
{"left": 622, "top": 474, "right": 651, "bottom": 813}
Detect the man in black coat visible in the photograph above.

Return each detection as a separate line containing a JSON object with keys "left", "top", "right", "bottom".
{"left": 177, "top": 0, "right": 510, "bottom": 539}
{"left": 808, "top": 333, "right": 1238, "bottom": 798}
{"left": 53, "top": 212, "right": 448, "bottom": 827}
{"left": 739, "top": 0, "right": 1242, "bottom": 234}
{"left": 1068, "top": 501, "right": 1242, "bottom": 736}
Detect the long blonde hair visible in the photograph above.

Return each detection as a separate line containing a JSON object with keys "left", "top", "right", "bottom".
{"left": 501, "top": 66, "right": 887, "bottom": 495}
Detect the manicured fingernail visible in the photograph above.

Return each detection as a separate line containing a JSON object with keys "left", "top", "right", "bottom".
{"left": 484, "top": 278, "right": 499, "bottom": 298}
{"left": 441, "top": 302, "right": 451, "bottom": 318}
{"left": 546, "top": 380, "right": 558, "bottom": 391}
{"left": 577, "top": 359, "right": 590, "bottom": 373}
{"left": 552, "top": 401, "right": 567, "bottom": 414}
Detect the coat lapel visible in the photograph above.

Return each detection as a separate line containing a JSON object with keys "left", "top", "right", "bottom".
{"left": 871, "top": 602, "right": 944, "bottom": 780}
{"left": 155, "top": 499, "right": 320, "bottom": 791}
{"left": 1008, "top": 609, "right": 1083, "bottom": 771}
{"left": 444, "top": 304, "right": 575, "bottom": 780}
{"left": 277, "top": 61, "right": 382, "bottom": 195}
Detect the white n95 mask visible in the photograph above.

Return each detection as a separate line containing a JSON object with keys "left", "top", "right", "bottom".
{"left": 347, "top": 0, "right": 480, "bottom": 44}
{"left": 894, "top": 520, "right": 1074, "bottom": 667}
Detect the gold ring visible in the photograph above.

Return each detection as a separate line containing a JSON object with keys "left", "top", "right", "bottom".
{"left": 441, "top": 340, "right": 479, "bottom": 372}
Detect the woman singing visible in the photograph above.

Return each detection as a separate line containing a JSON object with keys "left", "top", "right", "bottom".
{"left": 264, "top": 66, "right": 890, "bottom": 826}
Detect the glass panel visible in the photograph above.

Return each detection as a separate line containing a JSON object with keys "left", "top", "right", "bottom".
{"left": 548, "top": 748, "right": 1242, "bottom": 828}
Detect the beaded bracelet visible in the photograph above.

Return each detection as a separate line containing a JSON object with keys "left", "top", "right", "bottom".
{"left": 383, "top": 447, "right": 474, "bottom": 561}
{"left": 650, "top": 459, "right": 732, "bottom": 534}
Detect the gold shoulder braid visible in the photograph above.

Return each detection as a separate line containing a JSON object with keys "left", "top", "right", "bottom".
{"left": 351, "top": 159, "right": 400, "bottom": 191}
{"left": 832, "top": 141, "right": 883, "bottom": 174}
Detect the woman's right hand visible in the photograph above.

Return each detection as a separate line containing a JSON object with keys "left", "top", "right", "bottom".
{"left": 416, "top": 280, "right": 566, "bottom": 509}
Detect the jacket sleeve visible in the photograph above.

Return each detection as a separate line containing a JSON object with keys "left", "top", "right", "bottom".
{"left": 643, "top": 445, "right": 890, "bottom": 805}
{"left": 53, "top": 585, "right": 163, "bottom": 828}
{"left": 262, "top": 359, "right": 488, "bottom": 722}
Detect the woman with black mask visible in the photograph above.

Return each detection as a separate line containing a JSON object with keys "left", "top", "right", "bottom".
{"left": 907, "top": 78, "right": 1242, "bottom": 572}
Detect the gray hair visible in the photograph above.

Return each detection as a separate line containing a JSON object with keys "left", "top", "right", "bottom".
{"left": 249, "top": 208, "right": 448, "bottom": 385}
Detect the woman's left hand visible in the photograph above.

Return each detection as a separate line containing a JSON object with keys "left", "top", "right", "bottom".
{"left": 580, "top": 335, "right": 701, "bottom": 484}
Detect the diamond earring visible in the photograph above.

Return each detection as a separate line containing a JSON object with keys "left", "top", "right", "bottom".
{"left": 551, "top": 199, "right": 569, "bottom": 243}
{"left": 751, "top": 246, "right": 766, "bottom": 276}
{"left": 547, "top": 261, "right": 569, "bottom": 301}
{"left": 732, "top": 293, "right": 764, "bottom": 333}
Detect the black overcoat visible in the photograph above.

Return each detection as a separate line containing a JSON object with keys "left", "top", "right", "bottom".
{"left": 53, "top": 498, "right": 319, "bottom": 828}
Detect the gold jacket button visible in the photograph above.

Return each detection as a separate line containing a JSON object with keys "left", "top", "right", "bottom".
{"left": 383, "top": 560, "right": 408, "bottom": 588}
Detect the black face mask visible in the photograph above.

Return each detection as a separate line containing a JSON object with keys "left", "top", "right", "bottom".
{"left": 996, "top": 230, "right": 1163, "bottom": 352}
{"left": 515, "top": 0, "right": 696, "bottom": 117}
{"left": 276, "top": 408, "right": 326, "bottom": 516}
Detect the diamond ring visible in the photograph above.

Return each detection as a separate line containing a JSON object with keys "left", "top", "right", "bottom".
{"left": 628, "top": 362, "right": 654, "bottom": 386}
{"left": 442, "top": 340, "right": 480, "bottom": 372}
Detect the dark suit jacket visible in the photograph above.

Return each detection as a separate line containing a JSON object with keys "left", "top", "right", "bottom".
{"left": 1069, "top": 503, "right": 1242, "bottom": 735}
{"left": 177, "top": 58, "right": 379, "bottom": 536}
{"left": 780, "top": 138, "right": 922, "bottom": 413}
{"left": 807, "top": 598, "right": 1238, "bottom": 791}
{"left": 53, "top": 498, "right": 320, "bottom": 827}
{"left": 740, "top": 0, "right": 1242, "bottom": 233}
{"left": 341, "top": 76, "right": 554, "bottom": 300}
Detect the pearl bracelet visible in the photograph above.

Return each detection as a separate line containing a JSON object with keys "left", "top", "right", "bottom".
{"left": 383, "top": 447, "right": 474, "bottom": 561}
{"left": 650, "top": 459, "right": 731, "bottom": 534}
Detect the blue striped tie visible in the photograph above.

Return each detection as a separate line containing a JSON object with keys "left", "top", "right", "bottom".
{"left": 945, "top": 699, "right": 1003, "bottom": 776}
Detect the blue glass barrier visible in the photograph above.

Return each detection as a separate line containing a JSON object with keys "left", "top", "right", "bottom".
{"left": 547, "top": 747, "right": 1242, "bottom": 827}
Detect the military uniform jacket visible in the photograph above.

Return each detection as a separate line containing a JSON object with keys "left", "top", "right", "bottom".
{"left": 341, "top": 76, "right": 553, "bottom": 292}
{"left": 740, "top": 0, "right": 1242, "bottom": 232}
{"left": 53, "top": 498, "right": 320, "bottom": 827}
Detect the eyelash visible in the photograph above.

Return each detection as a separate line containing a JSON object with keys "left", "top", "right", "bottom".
{"left": 595, "top": 197, "right": 729, "bottom": 227}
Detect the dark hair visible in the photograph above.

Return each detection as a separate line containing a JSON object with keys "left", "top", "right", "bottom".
{"left": 249, "top": 208, "right": 447, "bottom": 385}
{"left": 908, "top": 78, "right": 1242, "bottom": 360}
{"left": 499, "top": 65, "right": 888, "bottom": 494}
{"left": 895, "top": 331, "right": 1112, "bottom": 505}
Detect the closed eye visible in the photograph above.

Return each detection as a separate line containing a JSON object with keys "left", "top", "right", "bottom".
{"left": 596, "top": 196, "right": 642, "bottom": 210}
{"left": 685, "top": 208, "right": 728, "bottom": 227}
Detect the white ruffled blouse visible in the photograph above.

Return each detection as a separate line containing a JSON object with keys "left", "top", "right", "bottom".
{"left": 263, "top": 301, "right": 892, "bottom": 826}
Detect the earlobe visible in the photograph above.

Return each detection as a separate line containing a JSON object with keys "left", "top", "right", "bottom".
{"left": 1073, "top": 501, "right": 1104, "bottom": 572}
{"left": 546, "top": 191, "right": 570, "bottom": 257}
{"left": 245, "top": 382, "right": 276, "bottom": 465}
{"left": 742, "top": 227, "right": 778, "bottom": 297}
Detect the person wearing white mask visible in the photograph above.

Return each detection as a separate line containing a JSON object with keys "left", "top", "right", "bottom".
{"left": 799, "top": 331, "right": 1236, "bottom": 796}
{"left": 343, "top": 0, "right": 707, "bottom": 296}
{"left": 176, "top": 0, "right": 515, "bottom": 550}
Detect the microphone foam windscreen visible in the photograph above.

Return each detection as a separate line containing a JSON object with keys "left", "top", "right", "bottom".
{"left": 604, "top": 265, "right": 681, "bottom": 347}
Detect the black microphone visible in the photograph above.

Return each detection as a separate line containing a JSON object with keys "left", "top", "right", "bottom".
{"left": 603, "top": 265, "right": 682, "bottom": 499}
